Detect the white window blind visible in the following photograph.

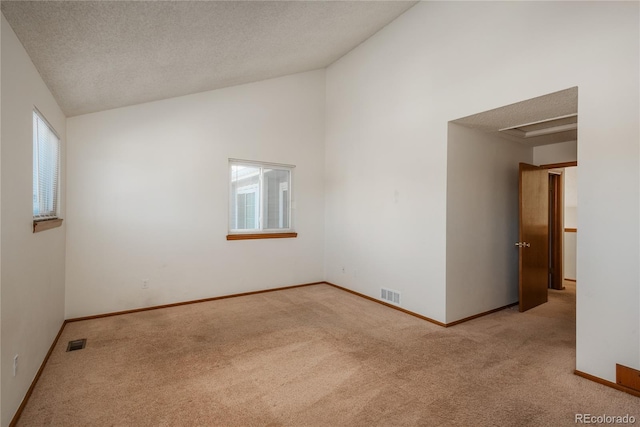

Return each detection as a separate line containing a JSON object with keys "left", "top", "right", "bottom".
{"left": 229, "top": 159, "right": 294, "bottom": 233}
{"left": 33, "top": 110, "right": 60, "bottom": 219}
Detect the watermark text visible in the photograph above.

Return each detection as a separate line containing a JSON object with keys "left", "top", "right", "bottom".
{"left": 575, "top": 414, "right": 636, "bottom": 424}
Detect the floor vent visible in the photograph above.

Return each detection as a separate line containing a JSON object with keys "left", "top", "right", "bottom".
{"left": 381, "top": 288, "right": 401, "bottom": 305}
{"left": 66, "top": 339, "right": 87, "bottom": 352}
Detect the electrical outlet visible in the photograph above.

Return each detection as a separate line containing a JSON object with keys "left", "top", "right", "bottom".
{"left": 142, "top": 279, "right": 149, "bottom": 289}
{"left": 13, "top": 354, "right": 18, "bottom": 377}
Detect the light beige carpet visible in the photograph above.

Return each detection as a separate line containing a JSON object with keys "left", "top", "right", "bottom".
{"left": 17, "top": 282, "right": 639, "bottom": 426}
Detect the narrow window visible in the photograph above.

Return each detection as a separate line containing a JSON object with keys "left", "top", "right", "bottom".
{"left": 228, "top": 159, "right": 296, "bottom": 240}
{"left": 33, "top": 110, "right": 60, "bottom": 220}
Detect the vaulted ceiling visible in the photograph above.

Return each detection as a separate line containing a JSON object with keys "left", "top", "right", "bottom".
{"left": 1, "top": 1, "right": 417, "bottom": 117}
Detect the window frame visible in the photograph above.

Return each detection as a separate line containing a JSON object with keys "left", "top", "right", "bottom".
{"left": 227, "top": 159, "right": 297, "bottom": 240}
{"left": 32, "top": 108, "right": 63, "bottom": 233}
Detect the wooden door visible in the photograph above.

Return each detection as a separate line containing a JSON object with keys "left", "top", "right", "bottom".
{"left": 518, "top": 163, "right": 549, "bottom": 312}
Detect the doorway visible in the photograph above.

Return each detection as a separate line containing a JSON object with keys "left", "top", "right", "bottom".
{"left": 545, "top": 162, "right": 577, "bottom": 290}
{"left": 549, "top": 169, "right": 564, "bottom": 290}
{"left": 446, "top": 87, "right": 578, "bottom": 321}
{"left": 518, "top": 161, "right": 577, "bottom": 311}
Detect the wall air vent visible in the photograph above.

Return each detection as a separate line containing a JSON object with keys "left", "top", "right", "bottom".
{"left": 381, "top": 288, "right": 401, "bottom": 305}
{"left": 66, "top": 339, "right": 87, "bottom": 352}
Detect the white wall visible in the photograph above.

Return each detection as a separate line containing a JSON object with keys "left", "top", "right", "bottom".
{"left": 564, "top": 167, "right": 577, "bottom": 280}
{"left": 533, "top": 140, "right": 577, "bottom": 165}
{"left": 325, "top": 1, "right": 639, "bottom": 381}
{"left": 564, "top": 233, "right": 577, "bottom": 281}
{"left": 564, "top": 167, "right": 578, "bottom": 227}
{"left": 446, "top": 124, "right": 532, "bottom": 323}
{"left": 1, "top": 14, "right": 66, "bottom": 427}
{"left": 65, "top": 70, "right": 325, "bottom": 318}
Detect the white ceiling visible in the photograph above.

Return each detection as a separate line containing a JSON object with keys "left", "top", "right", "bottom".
{"left": 452, "top": 87, "right": 578, "bottom": 147}
{"left": 1, "top": 0, "right": 417, "bottom": 117}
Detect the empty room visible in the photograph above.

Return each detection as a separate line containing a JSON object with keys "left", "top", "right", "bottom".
{"left": 1, "top": 1, "right": 639, "bottom": 426}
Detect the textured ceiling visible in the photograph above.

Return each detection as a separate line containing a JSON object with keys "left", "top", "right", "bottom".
{"left": 452, "top": 87, "right": 578, "bottom": 147}
{"left": 1, "top": 1, "right": 417, "bottom": 117}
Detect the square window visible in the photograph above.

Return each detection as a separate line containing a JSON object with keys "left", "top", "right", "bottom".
{"left": 229, "top": 160, "right": 294, "bottom": 235}
{"left": 33, "top": 110, "right": 61, "bottom": 220}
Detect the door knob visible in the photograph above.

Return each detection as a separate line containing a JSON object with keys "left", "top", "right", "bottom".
{"left": 515, "top": 242, "right": 531, "bottom": 248}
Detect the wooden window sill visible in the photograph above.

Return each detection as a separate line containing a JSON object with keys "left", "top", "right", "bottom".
{"left": 33, "top": 218, "right": 63, "bottom": 233}
{"left": 227, "top": 232, "right": 297, "bottom": 241}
